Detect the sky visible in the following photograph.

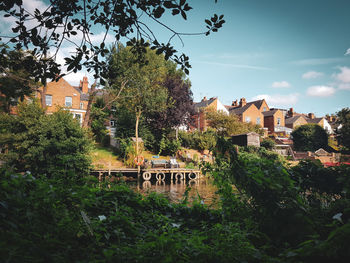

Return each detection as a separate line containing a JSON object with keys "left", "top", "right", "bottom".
{"left": 1, "top": 0, "right": 350, "bottom": 116}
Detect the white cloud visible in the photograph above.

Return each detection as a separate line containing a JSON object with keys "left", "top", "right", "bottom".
{"left": 0, "top": 0, "right": 48, "bottom": 34}
{"left": 302, "top": 71, "right": 324, "bottom": 79}
{"left": 306, "top": 86, "right": 335, "bottom": 97}
{"left": 251, "top": 93, "right": 299, "bottom": 107}
{"left": 271, "top": 81, "right": 291, "bottom": 88}
{"left": 345, "top": 48, "right": 350, "bottom": 56}
{"left": 334, "top": 67, "right": 350, "bottom": 83}
{"left": 338, "top": 83, "right": 350, "bottom": 90}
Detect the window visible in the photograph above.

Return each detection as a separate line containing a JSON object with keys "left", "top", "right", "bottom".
{"left": 110, "top": 120, "right": 115, "bottom": 127}
{"left": 45, "top": 95, "right": 52, "bottom": 106}
{"left": 65, "top": 96, "right": 72, "bottom": 107}
{"left": 263, "top": 107, "right": 267, "bottom": 112}
{"left": 245, "top": 116, "right": 251, "bottom": 123}
{"left": 256, "top": 117, "right": 261, "bottom": 125}
{"left": 277, "top": 117, "right": 281, "bottom": 126}
{"left": 80, "top": 102, "right": 84, "bottom": 109}
{"left": 73, "top": 113, "right": 82, "bottom": 124}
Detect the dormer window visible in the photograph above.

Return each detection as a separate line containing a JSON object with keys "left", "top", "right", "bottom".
{"left": 65, "top": 96, "right": 72, "bottom": 107}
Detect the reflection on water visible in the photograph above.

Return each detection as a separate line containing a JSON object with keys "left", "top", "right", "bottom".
{"left": 128, "top": 178, "right": 219, "bottom": 206}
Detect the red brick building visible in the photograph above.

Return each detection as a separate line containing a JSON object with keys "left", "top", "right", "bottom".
{"left": 263, "top": 109, "right": 285, "bottom": 133}
{"left": 36, "top": 77, "right": 90, "bottom": 124}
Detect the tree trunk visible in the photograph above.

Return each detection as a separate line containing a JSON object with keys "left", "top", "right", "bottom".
{"left": 135, "top": 109, "right": 142, "bottom": 175}
{"left": 82, "top": 80, "right": 97, "bottom": 128}
{"left": 40, "top": 83, "right": 47, "bottom": 111}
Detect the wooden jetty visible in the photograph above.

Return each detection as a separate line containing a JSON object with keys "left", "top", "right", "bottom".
{"left": 92, "top": 168, "right": 202, "bottom": 181}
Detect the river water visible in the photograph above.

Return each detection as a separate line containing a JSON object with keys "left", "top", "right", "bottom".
{"left": 128, "top": 178, "right": 219, "bottom": 206}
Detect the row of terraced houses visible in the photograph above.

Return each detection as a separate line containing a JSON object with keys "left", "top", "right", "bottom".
{"left": 192, "top": 96, "right": 334, "bottom": 137}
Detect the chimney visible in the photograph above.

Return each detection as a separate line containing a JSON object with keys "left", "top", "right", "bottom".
{"left": 288, "top": 108, "right": 294, "bottom": 117}
{"left": 79, "top": 76, "right": 89, "bottom": 94}
{"left": 232, "top": 100, "right": 238, "bottom": 107}
{"left": 308, "top": 113, "right": 315, "bottom": 119}
{"left": 239, "top": 98, "right": 246, "bottom": 107}
{"left": 202, "top": 96, "right": 207, "bottom": 102}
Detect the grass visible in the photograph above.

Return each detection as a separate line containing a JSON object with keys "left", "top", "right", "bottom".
{"left": 90, "top": 144, "right": 124, "bottom": 169}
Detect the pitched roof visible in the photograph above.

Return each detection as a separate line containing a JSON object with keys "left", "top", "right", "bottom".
{"left": 245, "top": 99, "right": 265, "bottom": 109}
{"left": 229, "top": 103, "right": 254, "bottom": 115}
{"left": 262, "top": 109, "right": 279, "bottom": 117}
{"left": 307, "top": 117, "right": 323, "bottom": 124}
{"left": 285, "top": 115, "right": 306, "bottom": 125}
{"left": 193, "top": 97, "right": 216, "bottom": 111}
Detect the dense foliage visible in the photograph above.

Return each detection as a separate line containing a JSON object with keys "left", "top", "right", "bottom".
{"left": 179, "top": 129, "right": 217, "bottom": 152}
{"left": 0, "top": 47, "right": 38, "bottom": 113}
{"left": 0, "top": 101, "right": 92, "bottom": 180}
{"left": 204, "top": 137, "right": 350, "bottom": 262}
{"left": 291, "top": 123, "right": 328, "bottom": 151}
{"left": 336, "top": 107, "right": 350, "bottom": 152}
{"left": 1, "top": 129, "right": 350, "bottom": 262}
{"left": 206, "top": 110, "right": 263, "bottom": 137}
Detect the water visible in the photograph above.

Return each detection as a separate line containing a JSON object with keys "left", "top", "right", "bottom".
{"left": 128, "top": 178, "right": 219, "bottom": 206}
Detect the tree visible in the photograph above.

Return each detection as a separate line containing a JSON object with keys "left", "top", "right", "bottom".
{"left": 107, "top": 45, "right": 169, "bottom": 169}
{"left": 1, "top": 1, "right": 224, "bottom": 126}
{"left": 0, "top": 47, "right": 40, "bottom": 112}
{"left": 0, "top": 101, "right": 92, "bottom": 180}
{"left": 291, "top": 124, "right": 328, "bottom": 151}
{"left": 335, "top": 107, "right": 350, "bottom": 151}
{"left": 206, "top": 110, "right": 263, "bottom": 137}
{"left": 148, "top": 70, "right": 194, "bottom": 132}
{"left": 0, "top": 0, "right": 224, "bottom": 82}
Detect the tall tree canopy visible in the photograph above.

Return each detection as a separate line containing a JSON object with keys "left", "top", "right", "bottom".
{"left": 107, "top": 44, "right": 169, "bottom": 159}
{"left": 147, "top": 69, "right": 194, "bottom": 135}
{"left": 291, "top": 124, "right": 328, "bottom": 152}
{"left": 336, "top": 107, "right": 350, "bottom": 151}
{"left": 0, "top": 0, "right": 225, "bottom": 83}
{"left": 0, "top": 47, "right": 40, "bottom": 112}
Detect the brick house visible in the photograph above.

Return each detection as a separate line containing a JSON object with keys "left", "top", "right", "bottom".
{"left": 228, "top": 98, "right": 264, "bottom": 127}
{"left": 285, "top": 115, "right": 308, "bottom": 129}
{"left": 36, "top": 77, "right": 89, "bottom": 124}
{"left": 229, "top": 102, "right": 264, "bottom": 126}
{"left": 193, "top": 96, "right": 229, "bottom": 131}
{"left": 263, "top": 109, "right": 286, "bottom": 133}
{"left": 231, "top": 98, "right": 270, "bottom": 113}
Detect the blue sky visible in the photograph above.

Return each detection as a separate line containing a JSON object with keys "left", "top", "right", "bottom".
{"left": 161, "top": 0, "right": 350, "bottom": 116}
{"left": 1, "top": 0, "right": 349, "bottom": 116}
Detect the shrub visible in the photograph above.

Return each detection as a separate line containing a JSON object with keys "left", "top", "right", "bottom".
{"left": 291, "top": 124, "right": 328, "bottom": 151}
{"left": 0, "top": 102, "right": 92, "bottom": 181}
{"left": 261, "top": 138, "right": 276, "bottom": 150}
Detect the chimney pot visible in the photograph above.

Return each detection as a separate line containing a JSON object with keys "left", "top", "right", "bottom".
{"left": 239, "top": 98, "right": 246, "bottom": 107}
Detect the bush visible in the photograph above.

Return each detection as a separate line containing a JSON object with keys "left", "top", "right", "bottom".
{"left": 261, "top": 138, "right": 276, "bottom": 150}
{"left": 291, "top": 124, "right": 328, "bottom": 151}
{"left": 0, "top": 102, "right": 92, "bottom": 181}
{"left": 158, "top": 134, "right": 181, "bottom": 156}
